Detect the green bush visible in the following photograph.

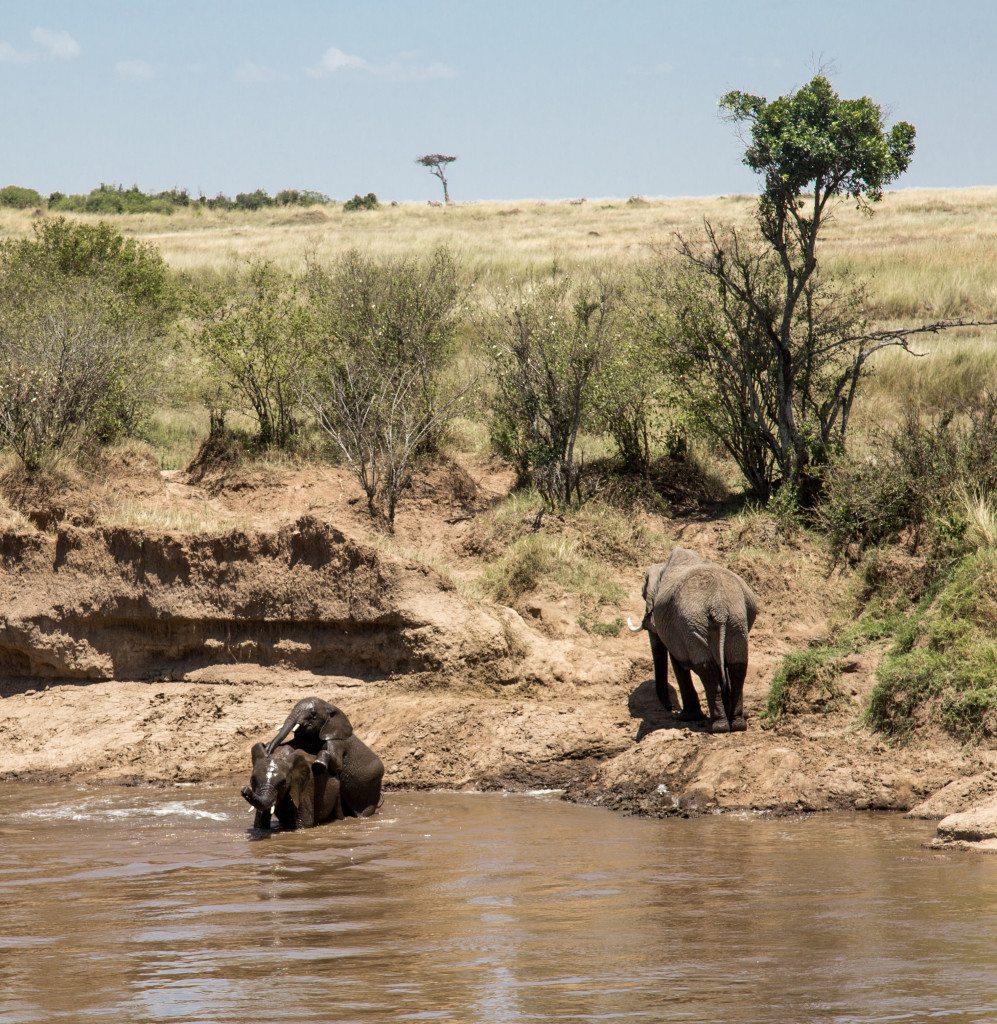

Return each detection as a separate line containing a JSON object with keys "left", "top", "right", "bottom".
{"left": 0, "top": 185, "right": 43, "bottom": 209}
{"left": 0, "top": 280, "right": 155, "bottom": 470}
{"left": 0, "top": 218, "right": 175, "bottom": 447}
{"left": 1, "top": 217, "right": 174, "bottom": 318}
{"left": 485, "top": 270, "right": 621, "bottom": 509}
{"left": 195, "top": 261, "right": 313, "bottom": 449}
{"left": 49, "top": 184, "right": 175, "bottom": 215}
{"left": 234, "top": 189, "right": 272, "bottom": 211}
{"left": 343, "top": 192, "right": 379, "bottom": 211}
{"left": 303, "top": 248, "right": 468, "bottom": 527}
{"left": 820, "top": 396, "right": 997, "bottom": 561}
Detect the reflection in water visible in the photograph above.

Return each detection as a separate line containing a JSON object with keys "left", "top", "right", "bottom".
{"left": 0, "top": 785, "right": 994, "bottom": 1023}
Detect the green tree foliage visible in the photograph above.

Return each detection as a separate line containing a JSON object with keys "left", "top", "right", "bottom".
{"left": 343, "top": 192, "right": 380, "bottom": 211}
{"left": 303, "top": 248, "right": 468, "bottom": 526}
{"left": 669, "top": 75, "right": 923, "bottom": 504}
{"left": 486, "top": 271, "right": 620, "bottom": 509}
{"left": 0, "top": 278, "right": 155, "bottom": 470}
{"left": 307, "top": 247, "right": 465, "bottom": 433}
{"left": 0, "top": 185, "right": 43, "bottom": 209}
{"left": 589, "top": 276, "right": 677, "bottom": 475}
{"left": 0, "top": 218, "right": 175, "bottom": 450}
{"left": 196, "top": 261, "right": 313, "bottom": 449}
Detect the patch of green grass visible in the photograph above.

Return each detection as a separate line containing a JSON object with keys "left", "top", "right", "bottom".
{"left": 474, "top": 489, "right": 665, "bottom": 567}
{"left": 866, "top": 550, "right": 997, "bottom": 744}
{"left": 765, "top": 644, "right": 848, "bottom": 720}
{"left": 481, "top": 532, "right": 625, "bottom": 607}
{"left": 578, "top": 613, "right": 624, "bottom": 637}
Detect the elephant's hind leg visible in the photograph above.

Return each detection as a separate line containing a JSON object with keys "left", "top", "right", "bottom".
{"left": 727, "top": 662, "right": 748, "bottom": 732}
{"left": 671, "top": 657, "right": 705, "bottom": 722}
{"left": 697, "top": 662, "right": 730, "bottom": 734}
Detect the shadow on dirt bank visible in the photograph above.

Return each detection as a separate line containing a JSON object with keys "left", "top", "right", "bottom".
{"left": 627, "top": 678, "right": 711, "bottom": 742}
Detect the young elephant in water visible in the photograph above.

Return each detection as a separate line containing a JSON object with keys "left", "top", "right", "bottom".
{"left": 264, "top": 697, "right": 384, "bottom": 817}
{"left": 242, "top": 743, "right": 343, "bottom": 830}
{"left": 628, "top": 548, "right": 758, "bottom": 734}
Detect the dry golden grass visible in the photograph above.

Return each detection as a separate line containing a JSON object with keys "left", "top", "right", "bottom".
{"left": 2, "top": 187, "right": 995, "bottom": 427}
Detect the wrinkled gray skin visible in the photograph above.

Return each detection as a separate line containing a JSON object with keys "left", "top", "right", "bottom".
{"left": 629, "top": 548, "right": 758, "bottom": 734}
{"left": 265, "top": 697, "right": 383, "bottom": 817}
{"left": 242, "top": 743, "right": 344, "bottom": 830}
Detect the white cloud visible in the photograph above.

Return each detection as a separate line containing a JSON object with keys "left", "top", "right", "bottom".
{"left": 30, "top": 27, "right": 80, "bottom": 59}
{"left": 234, "top": 60, "right": 280, "bottom": 84}
{"left": 116, "top": 60, "right": 154, "bottom": 81}
{"left": 306, "top": 46, "right": 455, "bottom": 82}
{"left": 0, "top": 41, "right": 33, "bottom": 64}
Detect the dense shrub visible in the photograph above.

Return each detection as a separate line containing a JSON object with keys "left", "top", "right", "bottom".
{"left": 485, "top": 271, "right": 620, "bottom": 510}
{"left": 196, "top": 261, "right": 313, "bottom": 448}
{"left": 303, "top": 248, "right": 468, "bottom": 527}
{"left": 233, "top": 189, "right": 272, "bottom": 211}
{"left": 0, "top": 219, "right": 174, "bottom": 448}
{"left": 0, "top": 185, "right": 43, "bottom": 209}
{"left": 50, "top": 184, "right": 174, "bottom": 215}
{"left": 0, "top": 280, "right": 153, "bottom": 470}
{"left": 343, "top": 192, "right": 379, "bottom": 211}
{"left": 274, "top": 189, "right": 327, "bottom": 206}
{"left": 0, "top": 217, "right": 174, "bottom": 318}
{"left": 819, "top": 395, "right": 997, "bottom": 560}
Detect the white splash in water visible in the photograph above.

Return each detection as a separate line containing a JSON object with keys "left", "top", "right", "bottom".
{"left": 23, "top": 799, "right": 229, "bottom": 823}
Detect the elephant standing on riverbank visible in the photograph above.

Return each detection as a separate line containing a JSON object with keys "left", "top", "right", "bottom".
{"left": 242, "top": 743, "right": 343, "bottom": 830}
{"left": 264, "top": 697, "right": 383, "bottom": 816}
{"left": 629, "top": 548, "right": 758, "bottom": 734}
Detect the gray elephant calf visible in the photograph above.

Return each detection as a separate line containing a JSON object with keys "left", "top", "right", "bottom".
{"left": 264, "top": 697, "right": 383, "bottom": 817}
{"left": 629, "top": 548, "right": 758, "bottom": 734}
{"left": 242, "top": 743, "right": 344, "bottom": 830}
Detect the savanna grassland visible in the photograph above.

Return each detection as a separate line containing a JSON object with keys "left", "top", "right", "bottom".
{"left": 3, "top": 186, "right": 996, "bottom": 429}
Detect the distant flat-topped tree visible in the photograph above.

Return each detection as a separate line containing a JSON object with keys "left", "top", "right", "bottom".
{"left": 416, "top": 153, "right": 457, "bottom": 204}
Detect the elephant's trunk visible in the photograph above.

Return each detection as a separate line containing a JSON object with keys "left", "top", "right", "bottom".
{"left": 264, "top": 719, "right": 299, "bottom": 755}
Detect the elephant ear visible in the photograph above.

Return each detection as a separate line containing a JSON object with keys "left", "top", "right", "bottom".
{"left": 644, "top": 564, "right": 667, "bottom": 617}
{"left": 251, "top": 742, "right": 267, "bottom": 764}
{"left": 288, "top": 751, "right": 315, "bottom": 827}
{"left": 319, "top": 708, "right": 353, "bottom": 742}
{"left": 288, "top": 751, "right": 313, "bottom": 807}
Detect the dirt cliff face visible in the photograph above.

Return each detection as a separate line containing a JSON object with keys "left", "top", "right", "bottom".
{"left": 0, "top": 514, "right": 631, "bottom": 686}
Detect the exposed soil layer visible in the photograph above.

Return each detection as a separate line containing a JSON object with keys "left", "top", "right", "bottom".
{"left": 0, "top": 453, "right": 991, "bottom": 821}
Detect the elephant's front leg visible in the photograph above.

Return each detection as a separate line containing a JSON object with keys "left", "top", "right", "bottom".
{"left": 649, "top": 631, "right": 672, "bottom": 709}
{"left": 697, "top": 663, "right": 730, "bottom": 734}
{"left": 670, "top": 657, "right": 705, "bottom": 722}
{"left": 316, "top": 739, "right": 346, "bottom": 775}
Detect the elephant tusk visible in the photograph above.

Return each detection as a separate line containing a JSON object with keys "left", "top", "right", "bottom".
{"left": 270, "top": 805, "right": 276, "bottom": 815}
{"left": 626, "top": 616, "right": 644, "bottom": 633}
{"left": 291, "top": 724, "right": 299, "bottom": 734}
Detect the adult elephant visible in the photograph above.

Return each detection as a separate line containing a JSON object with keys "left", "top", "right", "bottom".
{"left": 628, "top": 548, "right": 758, "bottom": 734}
{"left": 242, "top": 743, "right": 343, "bottom": 830}
{"left": 264, "top": 697, "right": 383, "bottom": 817}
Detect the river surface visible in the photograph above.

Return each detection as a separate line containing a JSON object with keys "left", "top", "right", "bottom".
{"left": 0, "top": 785, "right": 993, "bottom": 1024}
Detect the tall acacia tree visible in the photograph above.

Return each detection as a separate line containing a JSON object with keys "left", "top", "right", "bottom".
{"left": 416, "top": 153, "right": 457, "bottom": 204}
{"left": 667, "top": 74, "right": 994, "bottom": 504}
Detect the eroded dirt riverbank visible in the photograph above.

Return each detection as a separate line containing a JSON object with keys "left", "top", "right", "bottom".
{"left": 0, "top": 453, "right": 993, "bottom": 831}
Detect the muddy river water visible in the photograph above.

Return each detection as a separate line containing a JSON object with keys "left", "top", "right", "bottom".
{"left": 0, "top": 784, "right": 993, "bottom": 1024}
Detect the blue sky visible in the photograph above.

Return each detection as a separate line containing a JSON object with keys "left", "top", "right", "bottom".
{"left": 2, "top": 1, "right": 995, "bottom": 201}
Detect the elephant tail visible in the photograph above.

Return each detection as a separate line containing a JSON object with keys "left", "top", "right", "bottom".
{"left": 710, "top": 615, "right": 731, "bottom": 710}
